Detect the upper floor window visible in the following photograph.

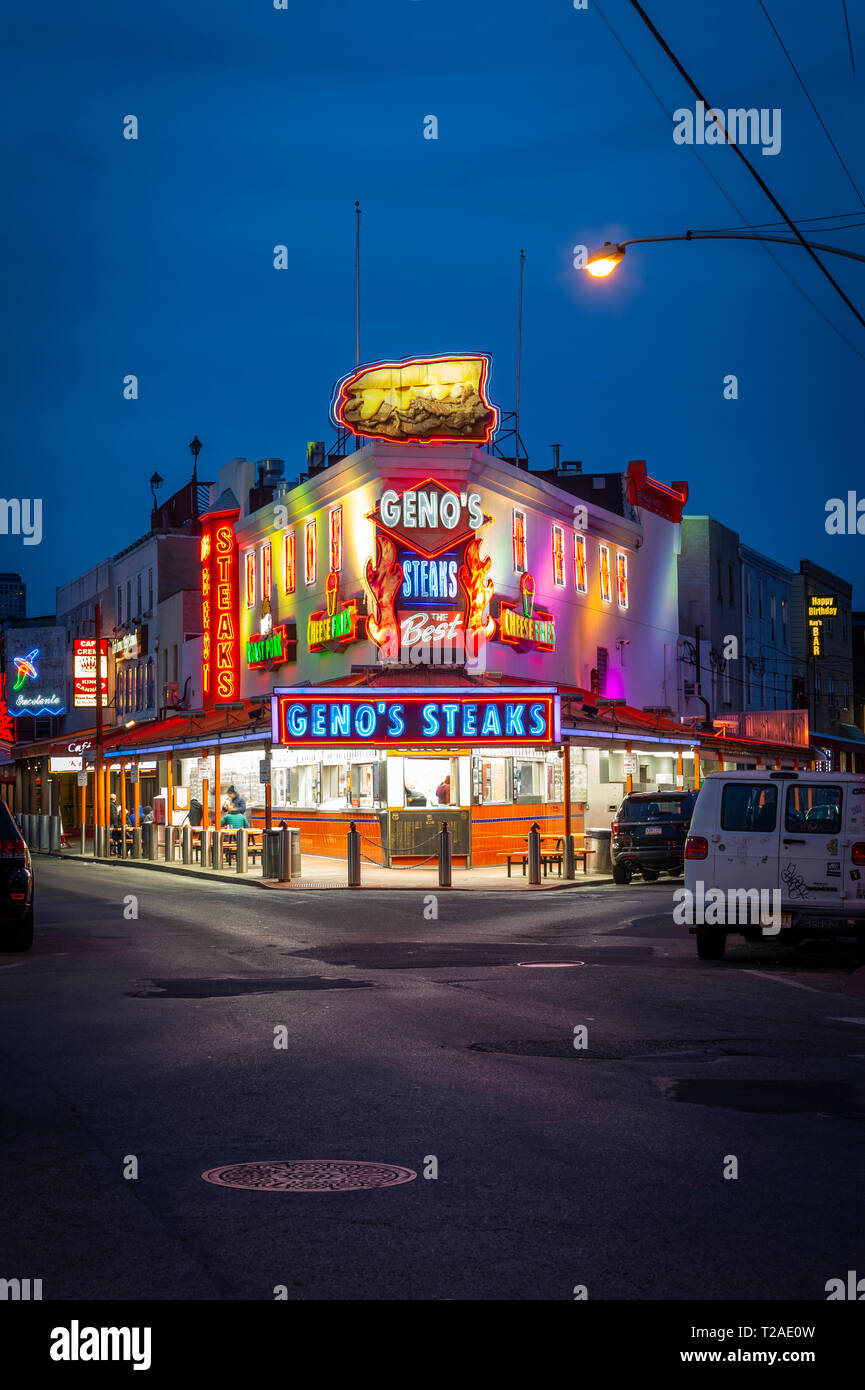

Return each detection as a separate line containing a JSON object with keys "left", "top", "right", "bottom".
{"left": 261, "top": 542, "right": 272, "bottom": 597}
{"left": 552, "top": 524, "right": 565, "bottom": 588}
{"left": 598, "top": 544, "right": 612, "bottom": 603}
{"left": 512, "top": 508, "right": 526, "bottom": 574}
{"left": 616, "top": 552, "right": 628, "bottom": 609}
{"left": 284, "top": 531, "right": 296, "bottom": 593}
{"left": 574, "top": 534, "right": 588, "bottom": 595}
{"left": 305, "top": 518, "right": 317, "bottom": 585}
{"left": 329, "top": 507, "right": 343, "bottom": 573}
{"left": 245, "top": 551, "right": 256, "bottom": 606}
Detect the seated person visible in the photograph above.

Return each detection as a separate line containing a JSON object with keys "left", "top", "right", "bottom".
{"left": 221, "top": 810, "right": 250, "bottom": 830}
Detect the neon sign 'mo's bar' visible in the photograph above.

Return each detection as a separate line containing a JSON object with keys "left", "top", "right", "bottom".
{"left": 201, "top": 500, "right": 240, "bottom": 703}
{"left": 272, "top": 687, "right": 560, "bottom": 748}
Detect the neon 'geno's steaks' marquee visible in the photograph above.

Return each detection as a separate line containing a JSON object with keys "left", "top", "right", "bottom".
{"left": 272, "top": 687, "right": 560, "bottom": 747}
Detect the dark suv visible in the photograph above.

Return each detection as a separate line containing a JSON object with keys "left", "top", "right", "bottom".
{"left": 611, "top": 790, "right": 698, "bottom": 884}
{"left": 0, "top": 801, "right": 34, "bottom": 951}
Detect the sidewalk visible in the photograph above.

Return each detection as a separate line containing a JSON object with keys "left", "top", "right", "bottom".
{"left": 49, "top": 849, "right": 611, "bottom": 892}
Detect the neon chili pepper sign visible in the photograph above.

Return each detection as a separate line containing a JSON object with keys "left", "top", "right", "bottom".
{"left": 201, "top": 507, "right": 240, "bottom": 703}
{"left": 498, "top": 573, "right": 556, "bottom": 652}
{"left": 272, "top": 687, "right": 560, "bottom": 748}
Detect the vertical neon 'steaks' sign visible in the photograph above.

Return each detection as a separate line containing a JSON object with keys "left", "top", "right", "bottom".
{"left": 201, "top": 505, "right": 240, "bottom": 703}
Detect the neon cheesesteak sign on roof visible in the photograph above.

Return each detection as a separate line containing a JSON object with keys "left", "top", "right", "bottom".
{"left": 331, "top": 353, "right": 499, "bottom": 445}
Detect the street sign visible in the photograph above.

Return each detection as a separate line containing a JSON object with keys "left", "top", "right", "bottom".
{"left": 76, "top": 771, "right": 88, "bottom": 787}
{"left": 130, "top": 767, "right": 139, "bottom": 784}
{"left": 623, "top": 752, "right": 638, "bottom": 776}
{"left": 197, "top": 757, "right": 210, "bottom": 777}
{"left": 259, "top": 759, "right": 271, "bottom": 785}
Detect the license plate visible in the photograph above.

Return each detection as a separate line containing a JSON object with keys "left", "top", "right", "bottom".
{"left": 781, "top": 912, "right": 793, "bottom": 929}
{"left": 645, "top": 826, "right": 662, "bottom": 835}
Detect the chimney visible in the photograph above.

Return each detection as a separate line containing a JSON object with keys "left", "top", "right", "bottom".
{"left": 551, "top": 443, "right": 560, "bottom": 470}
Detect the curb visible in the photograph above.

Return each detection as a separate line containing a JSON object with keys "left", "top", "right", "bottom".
{"left": 40, "top": 851, "right": 614, "bottom": 893}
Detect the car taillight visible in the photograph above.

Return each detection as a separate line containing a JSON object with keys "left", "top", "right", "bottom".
{"left": 611, "top": 821, "right": 620, "bottom": 835}
{"left": 10, "top": 892, "right": 25, "bottom": 900}
{"left": 852, "top": 843, "right": 865, "bottom": 865}
{"left": 0, "top": 838, "right": 25, "bottom": 857}
{"left": 685, "top": 835, "right": 708, "bottom": 859}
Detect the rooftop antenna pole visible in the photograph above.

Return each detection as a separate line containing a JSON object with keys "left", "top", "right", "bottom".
{"left": 354, "top": 201, "right": 361, "bottom": 367}
{"left": 515, "top": 249, "right": 525, "bottom": 467}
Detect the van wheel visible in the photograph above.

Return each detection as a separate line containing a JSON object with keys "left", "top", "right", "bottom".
{"left": 612, "top": 863, "right": 631, "bottom": 885}
{"left": 641, "top": 869, "right": 660, "bottom": 882}
{"left": 696, "top": 928, "right": 726, "bottom": 961}
{"left": 1, "top": 905, "right": 33, "bottom": 953}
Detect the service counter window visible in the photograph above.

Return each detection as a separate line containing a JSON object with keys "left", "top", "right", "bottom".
{"left": 349, "top": 763, "right": 382, "bottom": 809}
{"left": 477, "top": 757, "right": 509, "bottom": 805}
{"left": 513, "top": 759, "right": 544, "bottom": 804}
{"left": 320, "top": 763, "right": 347, "bottom": 808}
{"left": 274, "top": 764, "right": 320, "bottom": 807}
{"left": 403, "top": 757, "right": 456, "bottom": 808}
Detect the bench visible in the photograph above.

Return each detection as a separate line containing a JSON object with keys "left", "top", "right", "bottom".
{"left": 495, "top": 850, "right": 529, "bottom": 877}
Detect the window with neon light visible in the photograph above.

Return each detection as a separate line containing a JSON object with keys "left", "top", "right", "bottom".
{"left": 305, "top": 519, "right": 317, "bottom": 585}
{"left": 284, "top": 532, "right": 296, "bottom": 593}
{"left": 330, "top": 507, "right": 343, "bottom": 573}
{"left": 512, "top": 508, "right": 526, "bottom": 573}
{"left": 616, "top": 552, "right": 628, "bottom": 609}
{"left": 574, "top": 533, "right": 587, "bottom": 594}
{"left": 261, "top": 542, "right": 272, "bottom": 598}
{"left": 599, "top": 544, "right": 611, "bottom": 603}
{"left": 552, "top": 525, "right": 565, "bottom": 588}
{"left": 245, "top": 551, "right": 256, "bottom": 607}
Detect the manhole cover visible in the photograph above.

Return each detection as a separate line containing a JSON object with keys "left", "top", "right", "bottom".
{"left": 201, "top": 1160, "right": 418, "bottom": 1192}
{"left": 517, "top": 961, "right": 584, "bottom": 969}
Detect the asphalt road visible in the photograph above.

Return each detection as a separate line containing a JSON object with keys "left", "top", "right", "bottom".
{"left": 2, "top": 858, "right": 865, "bottom": 1301}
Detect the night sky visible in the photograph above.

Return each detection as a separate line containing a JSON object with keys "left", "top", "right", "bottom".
{"left": 3, "top": 0, "right": 864, "bottom": 615}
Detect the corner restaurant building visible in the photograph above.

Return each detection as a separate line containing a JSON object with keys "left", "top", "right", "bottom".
{"left": 16, "top": 361, "right": 818, "bottom": 866}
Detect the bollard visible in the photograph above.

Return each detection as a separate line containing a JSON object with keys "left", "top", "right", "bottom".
{"left": 182, "top": 825, "right": 192, "bottom": 865}
{"left": 132, "top": 826, "right": 142, "bottom": 859}
{"left": 22, "top": 814, "right": 31, "bottom": 847}
{"left": 199, "top": 828, "right": 212, "bottom": 868}
{"left": 212, "top": 829, "right": 224, "bottom": 870}
{"left": 564, "top": 833, "right": 575, "bottom": 881}
{"left": 93, "top": 824, "right": 103, "bottom": 858}
{"left": 142, "top": 822, "right": 155, "bottom": 861}
{"left": 39, "top": 815, "right": 50, "bottom": 853}
{"left": 527, "top": 821, "right": 541, "bottom": 885}
{"left": 438, "top": 820, "right": 452, "bottom": 888}
{"left": 165, "top": 825, "right": 177, "bottom": 863}
{"left": 49, "top": 816, "right": 61, "bottom": 853}
{"left": 79, "top": 822, "right": 86, "bottom": 856}
{"left": 347, "top": 821, "right": 361, "bottom": 887}
{"left": 278, "top": 825, "right": 291, "bottom": 882}
{"left": 235, "top": 828, "right": 248, "bottom": 874}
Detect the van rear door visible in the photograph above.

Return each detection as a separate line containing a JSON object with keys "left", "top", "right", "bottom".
{"left": 779, "top": 781, "right": 845, "bottom": 910}
{"left": 712, "top": 780, "right": 780, "bottom": 895}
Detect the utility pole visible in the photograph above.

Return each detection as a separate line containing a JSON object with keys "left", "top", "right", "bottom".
{"left": 94, "top": 602, "right": 105, "bottom": 854}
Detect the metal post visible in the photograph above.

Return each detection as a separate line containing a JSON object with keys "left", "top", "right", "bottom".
{"left": 132, "top": 826, "right": 141, "bottom": 859}
{"left": 563, "top": 741, "right": 574, "bottom": 879}
{"left": 235, "top": 828, "right": 248, "bottom": 874}
{"left": 528, "top": 821, "right": 541, "bottom": 885}
{"left": 212, "top": 829, "right": 223, "bottom": 870}
{"left": 40, "top": 815, "right": 50, "bottom": 852}
{"left": 564, "top": 833, "right": 575, "bottom": 880}
{"left": 347, "top": 820, "right": 361, "bottom": 887}
{"left": 165, "top": 825, "right": 175, "bottom": 863}
{"left": 199, "top": 828, "right": 212, "bottom": 867}
{"left": 438, "top": 820, "right": 452, "bottom": 887}
{"left": 79, "top": 821, "right": 86, "bottom": 856}
{"left": 182, "top": 825, "right": 192, "bottom": 865}
{"left": 278, "top": 825, "right": 290, "bottom": 882}
{"left": 49, "top": 815, "right": 61, "bottom": 853}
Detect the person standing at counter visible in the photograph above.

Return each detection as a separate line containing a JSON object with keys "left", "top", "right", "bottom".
{"left": 226, "top": 785, "right": 247, "bottom": 816}
{"left": 436, "top": 776, "right": 451, "bottom": 805}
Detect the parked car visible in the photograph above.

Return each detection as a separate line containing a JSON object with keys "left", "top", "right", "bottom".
{"left": 0, "top": 802, "right": 34, "bottom": 952}
{"left": 685, "top": 770, "right": 865, "bottom": 960}
{"left": 611, "top": 789, "right": 698, "bottom": 883}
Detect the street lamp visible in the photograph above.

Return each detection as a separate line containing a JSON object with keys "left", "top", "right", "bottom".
{"left": 585, "top": 230, "right": 865, "bottom": 279}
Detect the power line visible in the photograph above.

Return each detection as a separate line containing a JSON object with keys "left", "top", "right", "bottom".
{"left": 592, "top": 1, "right": 865, "bottom": 365}
{"left": 626, "top": 0, "right": 865, "bottom": 332}
{"left": 842, "top": 0, "right": 856, "bottom": 74}
{"left": 757, "top": 0, "right": 865, "bottom": 211}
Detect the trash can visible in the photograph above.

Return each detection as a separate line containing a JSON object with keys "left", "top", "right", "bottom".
{"left": 262, "top": 828, "right": 284, "bottom": 879}
{"left": 586, "top": 827, "right": 612, "bottom": 876}
{"left": 285, "top": 827, "right": 301, "bottom": 879}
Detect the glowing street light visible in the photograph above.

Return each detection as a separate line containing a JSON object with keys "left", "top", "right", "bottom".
{"left": 583, "top": 230, "right": 865, "bottom": 280}
{"left": 585, "top": 243, "right": 626, "bottom": 277}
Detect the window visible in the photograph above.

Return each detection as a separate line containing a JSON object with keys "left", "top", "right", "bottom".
{"left": 598, "top": 544, "right": 611, "bottom": 603}
{"left": 477, "top": 757, "right": 509, "bottom": 804}
{"left": 284, "top": 531, "right": 296, "bottom": 593}
{"left": 842, "top": 611, "right": 848, "bottom": 642}
{"left": 815, "top": 671, "right": 821, "bottom": 703}
{"left": 147, "top": 568, "right": 153, "bottom": 613}
{"left": 172, "top": 644, "right": 178, "bottom": 682}
{"left": 781, "top": 598, "right": 787, "bottom": 643}
{"left": 827, "top": 677, "right": 834, "bottom": 704}
{"left": 786, "top": 784, "right": 841, "bottom": 835}
{"left": 728, "top": 564, "right": 734, "bottom": 606}
{"left": 261, "top": 542, "right": 272, "bottom": 598}
{"left": 843, "top": 682, "right": 849, "bottom": 709}
{"left": 758, "top": 578, "right": 764, "bottom": 619}
{"left": 245, "top": 551, "right": 255, "bottom": 606}
{"left": 513, "top": 759, "right": 543, "bottom": 803}
{"left": 721, "top": 782, "right": 777, "bottom": 832}
{"left": 329, "top": 506, "right": 343, "bottom": 573}
{"left": 770, "top": 592, "right": 776, "bottom": 641}
{"left": 146, "top": 658, "right": 155, "bottom": 709}
{"left": 551, "top": 525, "right": 565, "bottom": 587}
{"left": 574, "top": 533, "right": 587, "bottom": 594}
{"left": 745, "top": 570, "right": 751, "bottom": 614}
{"left": 403, "top": 758, "right": 455, "bottom": 808}
{"left": 305, "top": 519, "right": 316, "bottom": 585}
{"left": 616, "top": 552, "right": 628, "bottom": 609}
{"left": 126, "top": 580, "right": 132, "bottom": 621}
{"left": 137, "top": 573, "right": 142, "bottom": 617}
{"left": 512, "top": 509, "right": 526, "bottom": 573}
{"left": 116, "top": 586, "right": 122, "bottom": 624}
{"left": 596, "top": 645, "right": 608, "bottom": 694}
{"left": 718, "top": 559, "right": 724, "bottom": 602}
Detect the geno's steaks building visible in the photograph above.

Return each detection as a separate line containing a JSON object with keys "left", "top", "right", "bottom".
{"left": 73, "top": 351, "right": 808, "bottom": 869}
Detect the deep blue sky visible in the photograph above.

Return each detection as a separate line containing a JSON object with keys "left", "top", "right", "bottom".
{"left": 3, "top": 0, "right": 864, "bottom": 614}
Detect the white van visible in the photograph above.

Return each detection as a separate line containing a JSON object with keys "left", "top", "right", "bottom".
{"left": 684, "top": 770, "right": 865, "bottom": 960}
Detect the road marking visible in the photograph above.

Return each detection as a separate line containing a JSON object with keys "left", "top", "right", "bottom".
{"left": 0, "top": 961, "right": 27, "bottom": 970}
{"left": 828, "top": 1017, "right": 865, "bottom": 1026}
{"left": 741, "top": 970, "right": 834, "bottom": 996}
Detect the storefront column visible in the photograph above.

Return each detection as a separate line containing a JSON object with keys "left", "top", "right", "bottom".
{"left": 213, "top": 750, "right": 221, "bottom": 824}
{"left": 133, "top": 761, "right": 140, "bottom": 829}
{"left": 775, "top": 757, "right": 781, "bottom": 770}
{"left": 676, "top": 746, "right": 683, "bottom": 790}
{"left": 625, "top": 742, "right": 633, "bottom": 796}
{"left": 563, "top": 742, "right": 573, "bottom": 879}
{"left": 694, "top": 750, "right": 701, "bottom": 790}
{"left": 120, "top": 761, "right": 127, "bottom": 855}
{"left": 166, "top": 753, "right": 173, "bottom": 830}
{"left": 202, "top": 747, "right": 210, "bottom": 830}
